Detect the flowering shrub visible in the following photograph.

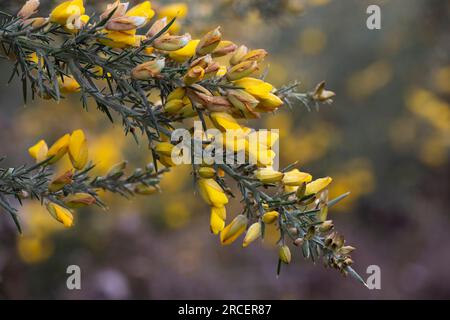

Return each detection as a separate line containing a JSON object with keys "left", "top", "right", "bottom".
{"left": 0, "top": 0, "right": 366, "bottom": 285}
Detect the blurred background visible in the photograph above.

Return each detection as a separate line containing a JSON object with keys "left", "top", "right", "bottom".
{"left": 0, "top": 0, "right": 449, "bottom": 299}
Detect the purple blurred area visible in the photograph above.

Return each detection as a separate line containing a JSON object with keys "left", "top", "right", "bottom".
{"left": 0, "top": 0, "right": 449, "bottom": 299}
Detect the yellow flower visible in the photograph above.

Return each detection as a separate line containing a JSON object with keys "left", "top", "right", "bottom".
{"left": 279, "top": 245, "right": 291, "bottom": 264}
{"left": 242, "top": 222, "right": 261, "bottom": 247}
{"left": 262, "top": 211, "right": 279, "bottom": 224}
{"left": 210, "top": 206, "right": 226, "bottom": 234}
{"left": 100, "top": 30, "right": 137, "bottom": 48}
{"left": 210, "top": 112, "right": 242, "bottom": 132}
{"left": 47, "top": 134, "right": 70, "bottom": 164}
{"left": 58, "top": 75, "right": 80, "bottom": 94}
{"left": 46, "top": 202, "right": 74, "bottom": 227}
{"left": 169, "top": 39, "right": 200, "bottom": 62}
{"left": 155, "top": 142, "right": 174, "bottom": 157}
{"left": 65, "top": 14, "right": 90, "bottom": 33}
{"left": 198, "top": 178, "right": 228, "bottom": 207}
{"left": 220, "top": 214, "right": 248, "bottom": 245}
{"left": 125, "top": 1, "right": 155, "bottom": 25}
{"left": 28, "top": 139, "right": 48, "bottom": 163}
{"left": 256, "top": 93, "right": 284, "bottom": 111}
{"left": 255, "top": 167, "right": 284, "bottom": 183}
{"left": 50, "top": 0, "right": 85, "bottom": 25}
{"left": 68, "top": 129, "right": 88, "bottom": 170}
{"left": 183, "top": 66, "right": 205, "bottom": 85}
{"left": 63, "top": 192, "right": 96, "bottom": 208}
{"left": 282, "top": 169, "right": 312, "bottom": 186}
{"left": 159, "top": 155, "right": 176, "bottom": 167}
{"left": 167, "top": 87, "right": 186, "bottom": 100}
{"left": 198, "top": 166, "right": 216, "bottom": 179}
{"left": 305, "top": 177, "right": 333, "bottom": 195}
{"left": 233, "top": 77, "right": 274, "bottom": 100}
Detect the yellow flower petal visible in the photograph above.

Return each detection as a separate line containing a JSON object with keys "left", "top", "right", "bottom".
{"left": 28, "top": 140, "right": 48, "bottom": 163}
{"left": 220, "top": 214, "right": 248, "bottom": 245}
{"left": 47, "top": 134, "right": 70, "bottom": 164}
{"left": 305, "top": 177, "right": 333, "bottom": 195}
{"left": 46, "top": 202, "right": 74, "bottom": 227}
{"left": 282, "top": 169, "right": 312, "bottom": 186}
{"left": 198, "top": 178, "right": 229, "bottom": 207}
{"left": 169, "top": 39, "right": 200, "bottom": 62}
{"left": 210, "top": 206, "right": 226, "bottom": 234}
{"left": 69, "top": 129, "right": 88, "bottom": 170}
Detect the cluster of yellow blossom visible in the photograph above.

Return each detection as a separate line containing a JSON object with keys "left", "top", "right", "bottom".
{"left": 28, "top": 129, "right": 92, "bottom": 227}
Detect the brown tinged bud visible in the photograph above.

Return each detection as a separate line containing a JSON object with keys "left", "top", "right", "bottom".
{"left": 48, "top": 170, "right": 73, "bottom": 193}
{"left": 131, "top": 58, "right": 165, "bottom": 80}
{"left": 196, "top": 27, "right": 222, "bottom": 56}
{"left": 293, "top": 237, "right": 304, "bottom": 246}
{"left": 296, "top": 182, "right": 307, "bottom": 199}
{"left": 146, "top": 17, "right": 167, "bottom": 38}
{"left": 340, "top": 245, "right": 356, "bottom": 255}
{"left": 18, "top": 0, "right": 40, "bottom": 20}
{"left": 226, "top": 60, "right": 258, "bottom": 81}
{"left": 311, "top": 81, "right": 336, "bottom": 103}
{"left": 183, "top": 66, "right": 205, "bottom": 85}
{"left": 230, "top": 45, "right": 248, "bottom": 65}
{"left": 64, "top": 193, "right": 96, "bottom": 208}
{"left": 319, "top": 220, "right": 334, "bottom": 232}
{"left": 241, "top": 49, "right": 268, "bottom": 63}
{"left": 288, "top": 227, "right": 299, "bottom": 236}
{"left": 106, "top": 16, "right": 147, "bottom": 31}
{"left": 212, "top": 41, "right": 238, "bottom": 58}
{"left": 153, "top": 33, "right": 191, "bottom": 51}
{"left": 100, "top": 0, "right": 129, "bottom": 20}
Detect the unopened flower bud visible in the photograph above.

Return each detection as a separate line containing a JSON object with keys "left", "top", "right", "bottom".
{"left": 100, "top": 0, "right": 129, "bottom": 20}
{"left": 311, "top": 81, "right": 335, "bottom": 103}
{"left": 196, "top": 27, "right": 222, "bottom": 56}
{"left": 64, "top": 192, "right": 96, "bottom": 208}
{"left": 146, "top": 17, "right": 167, "bottom": 38}
{"left": 106, "top": 16, "right": 147, "bottom": 31}
{"left": 220, "top": 214, "right": 248, "bottom": 245}
{"left": 107, "top": 160, "right": 127, "bottom": 178}
{"left": 340, "top": 245, "right": 356, "bottom": 255}
{"left": 262, "top": 211, "right": 279, "bottom": 224}
{"left": 230, "top": 45, "right": 248, "bottom": 65}
{"left": 155, "top": 142, "right": 174, "bottom": 157}
{"left": 48, "top": 170, "right": 73, "bottom": 192}
{"left": 212, "top": 40, "right": 238, "bottom": 58}
{"left": 183, "top": 66, "right": 205, "bottom": 85}
{"left": 153, "top": 33, "right": 191, "bottom": 51}
{"left": 319, "top": 220, "right": 334, "bottom": 232}
{"left": 18, "top": 0, "right": 40, "bottom": 20}
{"left": 198, "top": 166, "right": 216, "bottom": 179}
{"left": 46, "top": 202, "right": 74, "bottom": 227}
{"left": 294, "top": 237, "right": 304, "bottom": 246}
{"left": 164, "top": 99, "right": 184, "bottom": 114}
{"left": 47, "top": 133, "right": 71, "bottom": 164}
{"left": 241, "top": 49, "right": 268, "bottom": 63}
{"left": 242, "top": 222, "right": 261, "bottom": 248}
{"left": 279, "top": 245, "right": 291, "bottom": 264}
{"left": 131, "top": 58, "right": 165, "bottom": 80}
{"left": 226, "top": 60, "right": 258, "bottom": 81}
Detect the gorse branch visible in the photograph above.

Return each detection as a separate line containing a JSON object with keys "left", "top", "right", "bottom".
{"left": 0, "top": 0, "right": 366, "bottom": 285}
